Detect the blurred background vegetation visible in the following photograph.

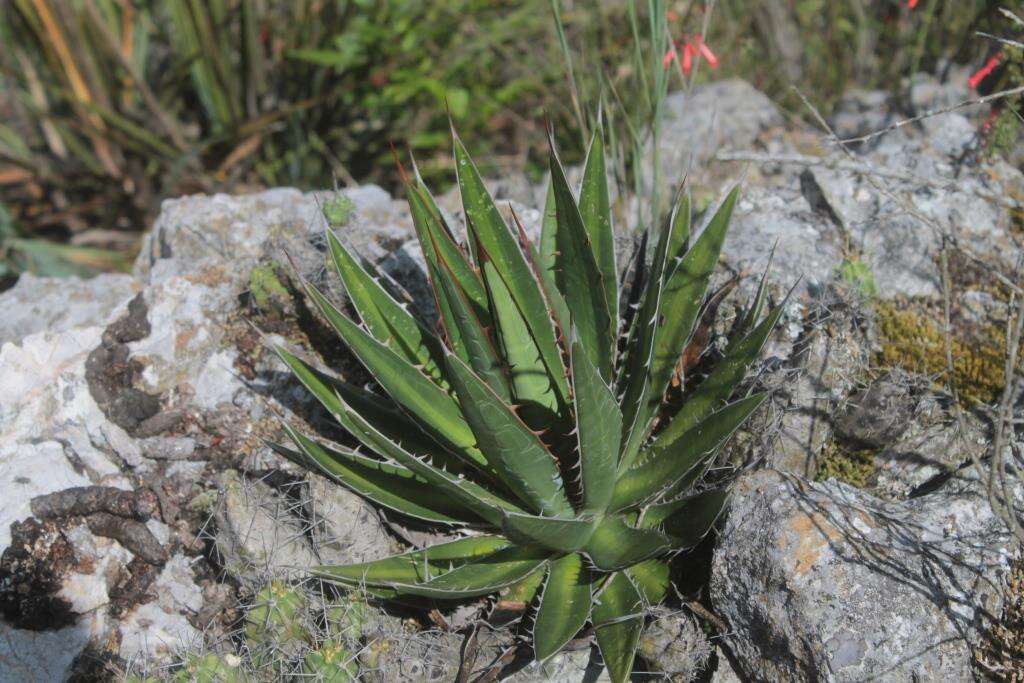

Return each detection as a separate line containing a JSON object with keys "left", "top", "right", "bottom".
{"left": 0, "top": 0, "right": 1011, "bottom": 283}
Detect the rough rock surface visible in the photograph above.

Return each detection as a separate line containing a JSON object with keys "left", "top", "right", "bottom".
{"left": 0, "top": 272, "right": 138, "bottom": 345}
{"left": 712, "top": 468, "right": 1016, "bottom": 681}
{"left": 657, "top": 79, "right": 785, "bottom": 180}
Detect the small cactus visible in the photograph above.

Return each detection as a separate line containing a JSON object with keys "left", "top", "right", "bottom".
{"left": 303, "top": 640, "right": 359, "bottom": 682}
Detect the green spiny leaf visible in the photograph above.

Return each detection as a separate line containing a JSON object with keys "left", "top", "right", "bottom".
{"left": 365, "top": 544, "right": 551, "bottom": 599}
{"left": 549, "top": 145, "right": 614, "bottom": 379}
{"left": 302, "top": 282, "right": 476, "bottom": 452}
{"left": 570, "top": 333, "right": 621, "bottom": 514}
{"left": 593, "top": 572, "right": 644, "bottom": 683}
{"left": 407, "top": 181, "right": 490, "bottom": 320}
{"left": 653, "top": 299, "right": 785, "bottom": 453}
{"left": 272, "top": 425, "right": 472, "bottom": 525}
{"left": 501, "top": 511, "right": 597, "bottom": 553}
{"left": 316, "top": 536, "right": 510, "bottom": 586}
{"left": 583, "top": 515, "right": 672, "bottom": 571}
{"left": 613, "top": 393, "right": 766, "bottom": 510}
{"left": 622, "top": 187, "right": 739, "bottom": 468}
{"left": 453, "top": 132, "right": 569, "bottom": 406}
{"left": 533, "top": 553, "right": 592, "bottom": 662}
{"left": 326, "top": 230, "right": 447, "bottom": 385}
{"left": 331, "top": 391, "right": 523, "bottom": 525}
{"left": 578, "top": 127, "right": 618, "bottom": 328}
{"left": 426, "top": 233, "right": 511, "bottom": 400}
{"left": 444, "top": 351, "right": 572, "bottom": 517}
{"left": 624, "top": 559, "right": 670, "bottom": 605}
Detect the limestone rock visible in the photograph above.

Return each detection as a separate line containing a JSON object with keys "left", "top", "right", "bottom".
{"left": 712, "top": 468, "right": 1016, "bottom": 681}
{"left": 658, "top": 79, "right": 784, "bottom": 181}
{"left": 0, "top": 272, "right": 137, "bottom": 345}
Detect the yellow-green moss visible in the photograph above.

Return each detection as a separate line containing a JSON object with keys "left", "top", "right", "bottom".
{"left": 815, "top": 441, "right": 876, "bottom": 489}
{"left": 875, "top": 301, "right": 1012, "bottom": 405}
{"left": 249, "top": 261, "right": 289, "bottom": 311}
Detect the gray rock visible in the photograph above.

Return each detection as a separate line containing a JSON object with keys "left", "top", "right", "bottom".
{"left": 754, "top": 298, "right": 870, "bottom": 477}
{"left": 832, "top": 371, "right": 918, "bottom": 448}
{"left": 725, "top": 185, "right": 843, "bottom": 296}
{"left": 0, "top": 272, "right": 137, "bottom": 345}
{"left": 118, "top": 554, "right": 203, "bottom": 662}
{"left": 0, "top": 622, "right": 93, "bottom": 683}
{"left": 712, "top": 468, "right": 1016, "bottom": 681}
{"left": 873, "top": 399, "right": 989, "bottom": 499}
{"left": 134, "top": 186, "right": 413, "bottom": 292}
{"left": 658, "top": 79, "right": 784, "bottom": 182}
{"left": 805, "top": 112, "right": 1023, "bottom": 300}
{"left": 138, "top": 436, "right": 196, "bottom": 460}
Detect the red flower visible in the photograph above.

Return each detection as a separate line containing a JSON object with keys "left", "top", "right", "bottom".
{"left": 907, "top": 0, "right": 918, "bottom": 8}
{"left": 969, "top": 53, "right": 1002, "bottom": 90}
{"left": 663, "top": 35, "right": 718, "bottom": 75}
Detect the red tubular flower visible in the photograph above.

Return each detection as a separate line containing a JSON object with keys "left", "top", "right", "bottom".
{"left": 664, "top": 35, "right": 719, "bottom": 75}
{"left": 908, "top": 0, "right": 918, "bottom": 8}
{"left": 969, "top": 53, "right": 1002, "bottom": 91}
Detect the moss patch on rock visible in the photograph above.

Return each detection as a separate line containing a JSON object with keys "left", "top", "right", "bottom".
{"left": 815, "top": 440, "right": 877, "bottom": 489}
{"left": 874, "top": 247, "right": 1022, "bottom": 408}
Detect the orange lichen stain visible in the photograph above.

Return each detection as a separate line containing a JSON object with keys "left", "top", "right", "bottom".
{"left": 184, "top": 265, "right": 231, "bottom": 287}
{"left": 786, "top": 512, "right": 842, "bottom": 577}
{"left": 175, "top": 326, "right": 198, "bottom": 352}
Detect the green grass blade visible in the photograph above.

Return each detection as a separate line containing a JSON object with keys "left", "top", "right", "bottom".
{"left": 593, "top": 572, "right": 644, "bottom": 683}
{"left": 583, "top": 515, "right": 671, "bottom": 572}
{"left": 444, "top": 351, "right": 572, "bottom": 517}
{"left": 327, "top": 230, "right": 446, "bottom": 385}
{"left": 454, "top": 132, "right": 569, "bottom": 406}
{"left": 570, "top": 333, "right": 621, "bottom": 514}
{"left": 501, "top": 512, "right": 597, "bottom": 553}
{"left": 578, "top": 128, "right": 618, "bottom": 328}
{"left": 533, "top": 554, "right": 592, "bottom": 662}
{"left": 272, "top": 425, "right": 472, "bottom": 525}
{"left": 612, "top": 394, "right": 766, "bottom": 510}
{"left": 316, "top": 536, "right": 510, "bottom": 586}
{"left": 302, "top": 282, "right": 476, "bottom": 451}
{"left": 549, "top": 147, "right": 614, "bottom": 379}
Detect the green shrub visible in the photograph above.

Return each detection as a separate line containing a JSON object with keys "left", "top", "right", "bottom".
{"left": 275, "top": 124, "right": 783, "bottom": 681}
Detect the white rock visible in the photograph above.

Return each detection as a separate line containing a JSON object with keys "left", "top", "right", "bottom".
{"left": 0, "top": 272, "right": 137, "bottom": 345}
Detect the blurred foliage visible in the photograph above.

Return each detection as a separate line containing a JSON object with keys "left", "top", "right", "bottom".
{"left": 703, "top": 0, "right": 1005, "bottom": 115}
{"left": 0, "top": 0, "right": 579, "bottom": 278}
{"left": 0, "top": 0, "right": 1014, "bottom": 282}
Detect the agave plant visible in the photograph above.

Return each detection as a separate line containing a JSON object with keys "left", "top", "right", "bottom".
{"left": 273, "top": 125, "right": 783, "bottom": 682}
